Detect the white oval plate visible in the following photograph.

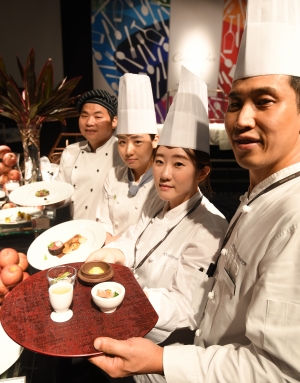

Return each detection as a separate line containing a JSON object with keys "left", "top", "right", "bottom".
{"left": 0, "top": 322, "right": 23, "bottom": 374}
{"left": 0, "top": 207, "right": 43, "bottom": 225}
{"left": 9, "top": 181, "right": 74, "bottom": 207}
{"left": 27, "top": 220, "right": 106, "bottom": 270}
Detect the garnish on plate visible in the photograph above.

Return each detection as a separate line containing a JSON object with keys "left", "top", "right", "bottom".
{"left": 35, "top": 189, "right": 49, "bottom": 197}
{"left": 51, "top": 271, "right": 71, "bottom": 284}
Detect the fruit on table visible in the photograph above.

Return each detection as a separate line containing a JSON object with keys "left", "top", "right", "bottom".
{"left": 0, "top": 145, "right": 11, "bottom": 159}
{"left": 7, "top": 169, "right": 21, "bottom": 181}
{"left": 2, "top": 152, "right": 17, "bottom": 167}
{"left": 0, "top": 247, "right": 30, "bottom": 307}
{"left": 0, "top": 248, "right": 19, "bottom": 268}
{"left": 18, "top": 252, "right": 29, "bottom": 271}
{"left": 1, "top": 264, "right": 23, "bottom": 287}
{"left": 0, "top": 145, "right": 21, "bottom": 184}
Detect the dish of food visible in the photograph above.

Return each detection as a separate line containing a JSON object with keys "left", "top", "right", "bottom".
{"left": 0, "top": 322, "right": 23, "bottom": 374}
{"left": 27, "top": 220, "right": 106, "bottom": 270}
{"left": 97, "top": 289, "right": 119, "bottom": 298}
{"left": 0, "top": 207, "right": 43, "bottom": 225}
{"left": 9, "top": 181, "right": 74, "bottom": 207}
{"left": 0, "top": 263, "right": 158, "bottom": 358}
{"left": 47, "top": 235, "right": 87, "bottom": 257}
{"left": 35, "top": 189, "right": 50, "bottom": 197}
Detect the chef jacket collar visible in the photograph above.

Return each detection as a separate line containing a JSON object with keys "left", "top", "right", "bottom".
{"left": 246, "top": 162, "right": 300, "bottom": 201}
{"left": 78, "top": 136, "right": 116, "bottom": 153}
{"left": 159, "top": 188, "right": 203, "bottom": 221}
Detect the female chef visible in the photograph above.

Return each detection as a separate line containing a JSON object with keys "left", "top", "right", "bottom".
{"left": 87, "top": 67, "right": 228, "bottom": 382}
{"left": 96, "top": 73, "right": 159, "bottom": 244}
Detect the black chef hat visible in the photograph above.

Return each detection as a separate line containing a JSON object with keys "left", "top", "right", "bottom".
{"left": 76, "top": 89, "right": 118, "bottom": 116}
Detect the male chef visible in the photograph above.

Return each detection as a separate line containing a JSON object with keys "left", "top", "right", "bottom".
{"left": 87, "top": 0, "right": 300, "bottom": 382}
{"left": 57, "top": 90, "right": 122, "bottom": 220}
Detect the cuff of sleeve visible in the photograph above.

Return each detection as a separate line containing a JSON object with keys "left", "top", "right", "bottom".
{"left": 163, "top": 345, "right": 201, "bottom": 383}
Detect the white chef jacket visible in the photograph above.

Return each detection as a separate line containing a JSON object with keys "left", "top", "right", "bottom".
{"left": 96, "top": 165, "right": 158, "bottom": 236}
{"left": 107, "top": 190, "right": 228, "bottom": 343}
{"left": 57, "top": 137, "right": 122, "bottom": 220}
{"left": 164, "top": 162, "right": 300, "bottom": 383}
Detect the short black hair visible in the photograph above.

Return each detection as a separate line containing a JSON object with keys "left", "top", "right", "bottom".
{"left": 289, "top": 76, "right": 300, "bottom": 112}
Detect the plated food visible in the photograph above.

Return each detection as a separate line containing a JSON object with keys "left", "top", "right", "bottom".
{"left": 47, "top": 234, "right": 87, "bottom": 257}
{"left": 27, "top": 220, "right": 106, "bottom": 270}
{"left": 91, "top": 281, "right": 125, "bottom": 313}
{"left": 0, "top": 207, "right": 43, "bottom": 225}
{"left": 35, "top": 189, "right": 49, "bottom": 197}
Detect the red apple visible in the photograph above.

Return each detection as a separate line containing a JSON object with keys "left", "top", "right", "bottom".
{"left": 2, "top": 202, "right": 16, "bottom": 209}
{"left": 3, "top": 152, "right": 17, "bottom": 167}
{"left": 1, "top": 264, "right": 23, "bottom": 287}
{"left": 0, "top": 248, "right": 19, "bottom": 268}
{"left": 0, "top": 275, "right": 9, "bottom": 295}
{"left": 7, "top": 169, "right": 21, "bottom": 181}
{"left": 18, "top": 252, "right": 29, "bottom": 271}
{"left": 0, "top": 174, "right": 9, "bottom": 185}
{"left": 0, "top": 162, "right": 11, "bottom": 175}
{"left": 0, "top": 145, "right": 11, "bottom": 160}
{"left": 22, "top": 272, "right": 30, "bottom": 281}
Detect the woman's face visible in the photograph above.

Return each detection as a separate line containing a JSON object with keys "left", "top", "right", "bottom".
{"left": 153, "top": 146, "right": 209, "bottom": 209}
{"left": 117, "top": 134, "right": 159, "bottom": 176}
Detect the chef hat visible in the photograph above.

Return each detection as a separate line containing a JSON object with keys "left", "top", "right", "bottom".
{"left": 234, "top": 0, "right": 300, "bottom": 80}
{"left": 76, "top": 90, "right": 118, "bottom": 116}
{"left": 158, "top": 66, "right": 209, "bottom": 154}
{"left": 116, "top": 73, "right": 157, "bottom": 135}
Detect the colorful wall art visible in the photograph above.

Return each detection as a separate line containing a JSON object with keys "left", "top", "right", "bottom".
{"left": 92, "top": 0, "right": 170, "bottom": 122}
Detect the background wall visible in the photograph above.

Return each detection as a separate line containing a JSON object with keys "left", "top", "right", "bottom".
{"left": 0, "top": 0, "right": 64, "bottom": 86}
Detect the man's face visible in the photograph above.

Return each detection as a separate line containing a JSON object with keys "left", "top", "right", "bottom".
{"left": 225, "top": 74, "right": 300, "bottom": 185}
{"left": 79, "top": 103, "right": 117, "bottom": 150}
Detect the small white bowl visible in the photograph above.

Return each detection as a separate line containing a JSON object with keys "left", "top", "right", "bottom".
{"left": 91, "top": 282, "right": 125, "bottom": 313}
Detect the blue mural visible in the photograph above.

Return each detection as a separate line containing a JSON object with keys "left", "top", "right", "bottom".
{"left": 91, "top": 0, "right": 170, "bottom": 122}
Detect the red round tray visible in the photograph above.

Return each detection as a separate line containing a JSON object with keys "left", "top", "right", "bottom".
{"left": 0, "top": 262, "right": 158, "bottom": 358}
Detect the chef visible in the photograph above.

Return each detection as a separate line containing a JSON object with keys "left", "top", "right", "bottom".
{"left": 88, "top": 1, "right": 300, "bottom": 382}
{"left": 57, "top": 90, "right": 123, "bottom": 220}
{"left": 87, "top": 66, "right": 228, "bottom": 383}
{"left": 96, "top": 74, "right": 159, "bottom": 243}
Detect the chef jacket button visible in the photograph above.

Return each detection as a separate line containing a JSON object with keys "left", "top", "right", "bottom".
{"left": 90, "top": 189, "right": 93, "bottom": 192}
{"left": 208, "top": 291, "right": 215, "bottom": 300}
{"left": 97, "top": 169, "right": 99, "bottom": 172}
{"left": 82, "top": 151, "right": 84, "bottom": 154}
{"left": 135, "top": 206, "right": 138, "bottom": 210}
{"left": 73, "top": 184, "right": 76, "bottom": 188}
{"left": 75, "top": 166, "right": 77, "bottom": 169}
{"left": 195, "top": 329, "right": 202, "bottom": 337}
{"left": 85, "top": 206, "right": 88, "bottom": 210}
{"left": 117, "top": 201, "right": 119, "bottom": 204}
{"left": 105, "top": 153, "right": 108, "bottom": 156}
{"left": 96, "top": 218, "right": 99, "bottom": 222}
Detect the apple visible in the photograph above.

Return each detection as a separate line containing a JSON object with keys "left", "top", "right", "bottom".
{"left": 0, "top": 174, "right": 9, "bottom": 185}
{"left": 3, "top": 152, "right": 17, "bottom": 167}
{"left": 0, "top": 248, "right": 20, "bottom": 268}
{"left": 18, "top": 252, "right": 29, "bottom": 271}
{"left": 0, "top": 145, "right": 11, "bottom": 160}
{"left": 7, "top": 169, "right": 21, "bottom": 181}
{"left": 1, "top": 264, "right": 23, "bottom": 287}
{"left": 0, "top": 275, "right": 9, "bottom": 295}
{"left": 22, "top": 272, "right": 30, "bottom": 281}
{"left": 2, "top": 202, "right": 16, "bottom": 209}
{"left": 0, "top": 162, "right": 11, "bottom": 175}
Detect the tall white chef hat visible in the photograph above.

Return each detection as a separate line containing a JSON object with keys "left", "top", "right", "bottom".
{"left": 158, "top": 66, "right": 209, "bottom": 154}
{"left": 234, "top": 0, "right": 300, "bottom": 80}
{"left": 116, "top": 73, "right": 157, "bottom": 135}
